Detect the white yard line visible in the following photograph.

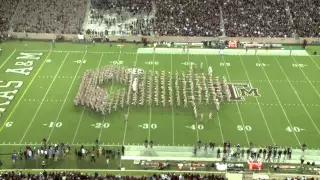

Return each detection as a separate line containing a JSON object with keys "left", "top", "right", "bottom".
{"left": 121, "top": 52, "right": 139, "bottom": 145}
{"left": 307, "top": 55, "right": 320, "bottom": 71}
{"left": 239, "top": 55, "right": 275, "bottom": 145}
{"left": 256, "top": 56, "right": 301, "bottom": 146}
{"left": 148, "top": 53, "right": 156, "bottom": 141}
{"left": 47, "top": 52, "right": 87, "bottom": 141}
{"left": 187, "top": 53, "right": 200, "bottom": 141}
{"left": 170, "top": 54, "right": 175, "bottom": 146}
{"left": 72, "top": 53, "right": 105, "bottom": 144}
{"left": 98, "top": 52, "right": 122, "bottom": 141}
{"left": 0, "top": 49, "right": 16, "bottom": 70}
{"left": 119, "top": 52, "right": 140, "bottom": 168}
{"left": 71, "top": 108, "right": 85, "bottom": 144}
{"left": 274, "top": 56, "right": 320, "bottom": 135}
{"left": 221, "top": 55, "right": 250, "bottom": 146}
{"left": 17, "top": 49, "right": 136, "bottom": 55}
{"left": 19, "top": 52, "right": 70, "bottom": 143}
{"left": 291, "top": 56, "right": 320, "bottom": 99}
{"left": 204, "top": 54, "right": 224, "bottom": 143}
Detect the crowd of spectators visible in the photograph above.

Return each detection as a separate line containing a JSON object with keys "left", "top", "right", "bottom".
{"left": 88, "top": 0, "right": 154, "bottom": 36}
{"left": 0, "top": 171, "right": 226, "bottom": 180}
{"left": 91, "top": 0, "right": 152, "bottom": 15}
{"left": 11, "top": 0, "right": 87, "bottom": 34}
{"left": 153, "top": 0, "right": 221, "bottom": 36}
{"left": 0, "top": 0, "right": 319, "bottom": 37}
{"left": 223, "top": 0, "right": 294, "bottom": 37}
{"left": 288, "top": 0, "right": 320, "bottom": 38}
{"left": 0, "top": 0, "right": 19, "bottom": 32}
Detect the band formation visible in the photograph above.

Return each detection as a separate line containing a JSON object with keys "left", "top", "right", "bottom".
{"left": 74, "top": 64, "right": 232, "bottom": 120}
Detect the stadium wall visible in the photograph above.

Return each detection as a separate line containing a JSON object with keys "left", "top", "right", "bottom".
{"left": 9, "top": 32, "right": 320, "bottom": 44}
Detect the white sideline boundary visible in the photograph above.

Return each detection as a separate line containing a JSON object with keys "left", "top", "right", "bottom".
{"left": 17, "top": 49, "right": 314, "bottom": 56}
{"left": 121, "top": 156, "right": 218, "bottom": 162}
{"left": 137, "top": 48, "right": 310, "bottom": 56}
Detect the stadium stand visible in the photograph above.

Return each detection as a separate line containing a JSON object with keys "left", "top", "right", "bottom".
{"left": 223, "top": 0, "right": 295, "bottom": 37}
{"left": 152, "top": 0, "right": 222, "bottom": 36}
{"left": 0, "top": 0, "right": 19, "bottom": 32}
{"left": 0, "top": 0, "right": 318, "bottom": 38}
{"left": 11, "top": 0, "right": 87, "bottom": 34}
{"left": 0, "top": 171, "right": 226, "bottom": 180}
{"left": 85, "top": 0, "right": 154, "bottom": 36}
{"left": 287, "top": 0, "right": 320, "bottom": 37}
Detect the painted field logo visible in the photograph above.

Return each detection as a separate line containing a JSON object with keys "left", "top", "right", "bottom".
{"left": 228, "top": 83, "right": 260, "bottom": 101}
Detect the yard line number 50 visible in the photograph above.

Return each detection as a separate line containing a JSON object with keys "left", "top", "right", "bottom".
{"left": 237, "top": 125, "right": 252, "bottom": 131}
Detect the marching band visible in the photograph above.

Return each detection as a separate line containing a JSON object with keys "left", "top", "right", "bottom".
{"left": 74, "top": 64, "right": 232, "bottom": 121}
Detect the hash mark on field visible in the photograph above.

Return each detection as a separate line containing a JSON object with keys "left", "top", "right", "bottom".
{"left": 47, "top": 52, "right": 87, "bottom": 141}
{"left": 275, "top": 56, "right": 320, "bottom": 136}
{"left": 19, "top": 53, "right": 71, "bottom": 143}
{"left": 222, "top": 55, "right": 250, "bottom": 145}
{"left": 256, "top": 56, "right": 301, "bottom": 146}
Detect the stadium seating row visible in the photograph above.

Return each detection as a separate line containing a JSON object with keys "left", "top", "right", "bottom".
{"left": 0, "top": 0, "right": 319, "bottom": 37}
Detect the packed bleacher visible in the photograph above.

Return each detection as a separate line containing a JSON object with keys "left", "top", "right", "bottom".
{"left": 11, "top": 0, "right": 87, "bottom": 34}
{"left": 223, "top": 0, "right": 295, "bottom": 37}
{"left": 287, "top": 0, "right": 320, "bottom": 38}
{"left": 0, "top": 0, "right": 19, "bottom": 32}
{"left": 0, "top": 0, "right": 319, "bottom": 37}
{"left": 152, "top": 0, "right": 221, "bottom": 36}
{"left": 0, "top": 171, "right": 226, "bottom": 180}
{"left": 91, "top": 0, "right": 153, "bottom": 15}
{"left": 87, "top": 0, "right": 154, "bottom": 36}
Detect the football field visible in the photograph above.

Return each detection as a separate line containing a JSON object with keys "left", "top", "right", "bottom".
{"left": 0, "top": 41, "right": 320, "bottom": 154}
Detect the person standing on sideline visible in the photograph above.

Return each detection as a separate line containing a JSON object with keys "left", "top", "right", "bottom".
{"left": 106, "top": 155, "right": 110, "bottom": 165}
{"left": 12, "top": 151, "right": 17, "bottom": 164}
{"left": 91, "top": 152, "right": 96, "bottom": 162}
{"left": 149, "top": 140, "right": 153, "bottom": 148}
{"left": 41, "top": 160, "right": 46, "bottom": 169}
{"left": 121, "top": 145, "right": 125, "bottom": 155}
{"left": 144, "top": 139, "right": 148, "bottom": 148}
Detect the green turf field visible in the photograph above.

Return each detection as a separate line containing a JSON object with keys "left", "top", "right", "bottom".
{"left": 0, "top": 40, "right": 320, "bottom": 156}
